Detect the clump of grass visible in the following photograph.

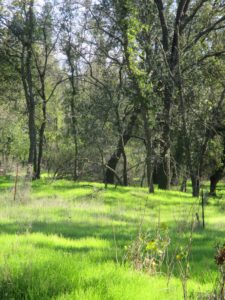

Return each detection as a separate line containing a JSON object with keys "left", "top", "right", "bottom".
{"left": 124, "top": 222, "right": 171, "bottom": 275}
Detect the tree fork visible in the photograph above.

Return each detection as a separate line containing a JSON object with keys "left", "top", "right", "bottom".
{"left": 104, "top": 108, "right": 139, "bottom": 184}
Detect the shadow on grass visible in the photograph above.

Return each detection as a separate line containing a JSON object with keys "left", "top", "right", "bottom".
{"left": 0, "top": 220, "right": 138, "bottom": 244}
{"left": 164, "top": 225, "right": 225, "bottom": 283}
{"left": 0, "top": 219, "right": 223, "bottom": 287}
{"left": 32, "top": 241, "right": 117, "bottom": 263}
{"left": 0, "top": 175, "right": 14, "bottom": 191}
{"left": 33, "top": 241, "right": 95, "bottom": 254}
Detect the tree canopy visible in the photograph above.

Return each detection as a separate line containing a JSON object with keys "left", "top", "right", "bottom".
{"left": 0, "top": 0, "right": 225, "bottom": 196}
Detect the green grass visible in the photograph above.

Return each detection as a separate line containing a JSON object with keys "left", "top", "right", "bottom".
{"left": 0, "top": 176, "right": 224, "bottom": 299}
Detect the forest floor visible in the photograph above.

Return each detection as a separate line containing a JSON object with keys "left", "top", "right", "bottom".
{"left": 0, "top": 176, "right": 224, "bottom": 300}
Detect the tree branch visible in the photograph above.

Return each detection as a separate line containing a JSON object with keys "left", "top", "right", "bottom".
{"left": 181, "top": 0, "right": 207, "bottom": 32}
{"left": 185, "top": 15, "right": 225, "bottom": 51}
{"left": 154, "top": 0, "right": 169, "bottom": 51}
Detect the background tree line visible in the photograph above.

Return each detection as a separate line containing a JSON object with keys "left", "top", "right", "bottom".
{"left": 0, "top": 0, "right": 225, "bottom": 196}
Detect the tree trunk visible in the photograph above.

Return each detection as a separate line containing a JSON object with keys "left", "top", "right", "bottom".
{"left": 70, "top": 94, "right": 78, "bottom": 181}
{"left": 209, "top": 175, "right": 219, "bottom": 196}
{"left": 171, "top": 163, "right": 179, "bottom": 186}
{"left": 158, "top": 84, "right": 172, "bottom": 190}
{"left": 21, "top": 50, "right": 37, "bottom": 179}
{"left": 191, "top": 175, "right": 200, "bottom": 197}
{"left": 20, "top": 1, "right": 37, "bottom": 179}
{"left": 122, "top": 148, "right": 128, "bottom": 186}
{"left": 105, "top": 154, "right": 118, "bottom": 184}
{"left": 153, "top": 166, "right": 159, "bottom": 184}
{"left": 66, "top": 47, "right": 79, "bottom": 181}
{"left": 36, "top": 98, "right": 46, "bottom": 179}
{"left": 209, "top": 161, "right": 225, "bottom": 196}
{"left": 209, "top": 136, "right": 225, "bottom": 195}
{"left": 140, "top": 163, "right": 146, "bottom": 187}
{"left": 28, "top": 105, "right": 37, "bottom": 177}
{"left": 141, "top": 106, "right": 154, "bottom": 193}
{"left": 157, "top": 161, "right": 169, "bottom": 190}
{"left": 105, "top": 108, "right": 139, "bottom": 184}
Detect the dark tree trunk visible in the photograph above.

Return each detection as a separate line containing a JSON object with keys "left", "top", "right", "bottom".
{"left": 105, "top": 154, "right": 118, "bottom": 184}
{"left": 209, "top": 174, "right": 220, "bottom": 196}
{"left": 171, "top": 164, "right": 179, "bottom": 186}
{"left": 19, "top": 1, "right": 37, "bottom": 179}
{"left": 153, "top": 167, "right": 159, "bottom": 184}
{"left": 157, "top": 161, "right": 169, "bottom": 190}
{"left": 154, "top": 0, "right": 191, "bottom": 190}
{"left": 28, "top": 105, "right": 37, "bottom": 177}
{"left": 209, "top": 137, "right": 225, "bottom": 195}
{"left": 105, "top": 108, "right": 139, "bottom": 184}
{"left": 191, "top": 175, "right": 200, "bottom": 197}
{"left": 21, "top": 50, "right": 37, "bottom": 178}
{"left": 27, "top": 1, "right": 37, "bottom": 178}
{"left": 122, "top": 148, "right": 128, "bottom": 186}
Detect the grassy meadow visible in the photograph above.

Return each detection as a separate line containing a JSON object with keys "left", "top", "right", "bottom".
{"left": 0, "top": 175, "right": 224, "bottom": 299}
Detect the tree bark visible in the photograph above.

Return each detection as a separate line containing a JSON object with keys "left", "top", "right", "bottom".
{"left": 70, "top": 90, "right": 79, "bottom": 181}
{"left": 20, "top": 1, "right": 37, "bottom": 178}
{"left": 155, "top": 0, "right": 191, "bottom": 190}
{"left": 122, "top": 147, "right": 128, "bottom": 186}
{"left": 141, "top": 106, "right": 154, "bottom": 193}
{"left": 158, "top": 91, "right": 171, "bottom": 190}
{"left": 36, "top": 96, "right": 46, "bottom": 179}
{"left": 191, "top": 175, "right": 200, "bottom": 197}
{"left": 104, "top": 108, "right": 139, "bottom": 184}
{"left": 27, "top": 104, "right": 37, "bottom": 176}
{"left": 209, "top": 136, "right": 225, "bottom": 195}
{"left": 66, "top": 43, "right": 79, "bottom": 181}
